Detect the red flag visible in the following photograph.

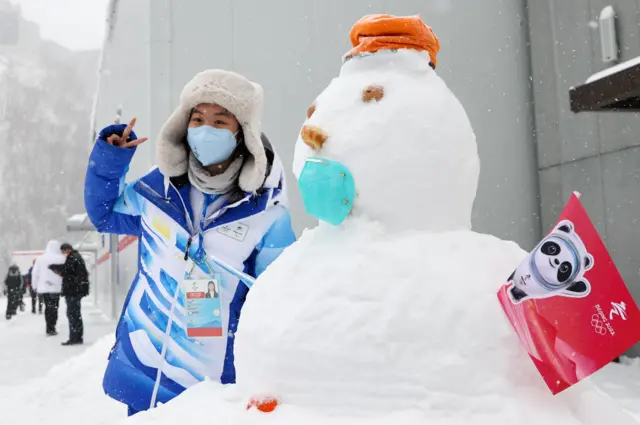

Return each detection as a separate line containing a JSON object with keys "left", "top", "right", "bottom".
{"left": 498, "top": 193, "right": 640, "bottom": 394}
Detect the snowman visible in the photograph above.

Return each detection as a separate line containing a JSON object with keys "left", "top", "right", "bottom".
{"left": 145, "top": 14, "right": 634, "bottom": 425}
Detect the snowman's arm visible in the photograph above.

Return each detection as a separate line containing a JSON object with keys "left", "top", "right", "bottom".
{"left": 247, "top": 207, "right": 296, "bottom": 278}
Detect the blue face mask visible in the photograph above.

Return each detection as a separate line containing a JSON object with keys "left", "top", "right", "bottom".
{"left": 298, "top": 157, "right": 356, "bottom": 226}
{"left": 187, "top": 126, "right": 238, "bottom": 166}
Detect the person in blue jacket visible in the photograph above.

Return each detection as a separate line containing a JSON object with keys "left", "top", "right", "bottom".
{"left": 84, "top": 69, "right": 296, "bottom": 416}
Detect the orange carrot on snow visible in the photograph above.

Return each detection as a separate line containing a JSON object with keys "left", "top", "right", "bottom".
{"left": 246, "top": 397, "right": 279, "bottom": 413}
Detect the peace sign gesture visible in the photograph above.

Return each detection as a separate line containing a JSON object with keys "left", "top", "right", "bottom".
{"left": 106, "top": 118, "right": 149, "bottom": 148}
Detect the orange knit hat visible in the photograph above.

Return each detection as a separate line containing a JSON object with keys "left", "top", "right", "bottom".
{"left": 345, "top": 14, "right": 441, "bottom": 68}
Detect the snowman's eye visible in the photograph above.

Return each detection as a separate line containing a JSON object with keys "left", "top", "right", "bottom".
{"left": 307, "top": 103, "right": 316, "bottom": 119}
{"left": 362, "top": 85, "right": 384, "bottom": 103}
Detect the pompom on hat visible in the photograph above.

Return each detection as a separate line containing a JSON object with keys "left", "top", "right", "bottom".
{"left": 345, "top": 14, "right": 441, "bottom": 68}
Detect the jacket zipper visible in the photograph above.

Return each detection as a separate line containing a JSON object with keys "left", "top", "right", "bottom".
{"left": 184, "top": 236, "right": 193, "bottom": 261}
{"left": 167, "top": 180, "right": 195, "bottom": 235}
{"left": 135, "top": 180, "right": 186, "bottom": 220}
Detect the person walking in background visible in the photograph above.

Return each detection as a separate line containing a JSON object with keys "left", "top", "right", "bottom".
{"left": 25, "top": 260, "right": 42, "bottom": 314}
{"left": 4, "top": 265, "right": 23, "bottom": 320}
{"left": 50, "top": 243, "right": 89, "bottom": 345}
{"left": 32, "top": 240, "right": 66, "bottom": 335}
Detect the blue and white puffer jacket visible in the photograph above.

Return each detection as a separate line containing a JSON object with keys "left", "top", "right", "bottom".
{"left": 85, "top": 124, "right": 296, "bottom": 412}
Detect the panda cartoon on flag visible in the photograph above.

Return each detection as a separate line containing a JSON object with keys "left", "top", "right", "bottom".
{"left": 507, "top": 219, "right": 595, "bottom": 304}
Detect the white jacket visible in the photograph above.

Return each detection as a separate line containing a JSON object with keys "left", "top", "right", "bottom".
{"left": 32, "top": 240, "right": 66, "bottom": 294}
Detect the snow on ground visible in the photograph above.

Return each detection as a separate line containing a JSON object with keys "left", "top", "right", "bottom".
{"left": 119, "top": 364, "right": 640, "bottom": 425}
{"left": 0, "top": 298, "right": 113, "bottom": 385}
{"left": 0, "top": 295, "right": 637, "bottom": 425}
{"left": 590, "top": 360, "right": 640, "bottom": 420}
{"left": 0, "top": 299, "right": 126, "bottom": 424}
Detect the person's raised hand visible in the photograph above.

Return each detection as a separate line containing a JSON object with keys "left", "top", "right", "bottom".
{"left": 106, "top": 118, "right": 149, "bottom": 148}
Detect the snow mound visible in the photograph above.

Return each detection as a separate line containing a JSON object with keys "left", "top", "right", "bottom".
{"left": 0, "top": 334, "right": 124, "bottom": 425}
{"left": 120, "top": 381, "right": 464, "bottom": 425}
{"left": 120, "top": 379, "right": 639, "bottom": 425}
{"left": 590, "top": 361, "right": 640, "bottom": 420}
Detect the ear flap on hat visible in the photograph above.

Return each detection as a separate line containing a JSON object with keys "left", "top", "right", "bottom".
{"left": 237, "top": 82, "right": 268, "bottom": 192}
{"left": 238, "top": 125, "right": 268, "bottom": 192}
{"left": 156, "top": 105, "right": 191, "bottom": 177}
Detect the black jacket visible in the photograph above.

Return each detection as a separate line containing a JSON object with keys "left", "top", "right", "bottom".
{"left": 52, "top": 250, "right": 89, "bottom": 297}
{"left": 4, "top": 266, "right": 23, "bottom": 293}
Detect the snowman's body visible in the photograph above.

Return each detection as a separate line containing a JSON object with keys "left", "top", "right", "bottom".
{"left": 236, "top": 221, "right": 589, "bottom": 424}
{"left": 231, "top": 47, "right": 601, "bottom": 424}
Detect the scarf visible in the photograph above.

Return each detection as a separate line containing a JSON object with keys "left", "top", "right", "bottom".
{"left": 188, "top": 152, "right": 244, "bottom": 195}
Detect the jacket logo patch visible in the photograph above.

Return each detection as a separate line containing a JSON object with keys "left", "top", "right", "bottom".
{"left": 216, "top": 223, "right": 249, "bottom": 242}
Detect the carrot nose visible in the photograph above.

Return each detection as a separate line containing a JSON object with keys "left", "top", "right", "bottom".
{"left": 300, "top": 125, "right": 328, "bottom": 150}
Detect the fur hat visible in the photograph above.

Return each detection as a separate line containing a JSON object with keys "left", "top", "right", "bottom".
{"left": 345, "top": 14, "right": 440, "bottom": 68}
{"left": 156, "top": 69, "right": 267, "bottom": 193}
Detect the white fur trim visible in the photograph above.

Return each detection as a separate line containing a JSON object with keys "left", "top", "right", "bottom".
{"left": 156, "top": 70, "right": 267, "bottom": 193}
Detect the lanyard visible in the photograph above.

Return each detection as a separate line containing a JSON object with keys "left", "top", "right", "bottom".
{"left": 199, "top": 193, "right": 215, "bottom": 234}
{"left": 197, "top": 193, "right": 216, "bottom": 260}
{"left": 188, "top": 192, "right": 256, "bottom": 288}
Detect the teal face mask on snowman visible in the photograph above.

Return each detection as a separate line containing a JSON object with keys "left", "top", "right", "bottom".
{"left": 298, "top": 157, "right": 356, "bottom": 226}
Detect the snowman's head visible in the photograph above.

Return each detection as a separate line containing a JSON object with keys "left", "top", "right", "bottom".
{"left": 294, "top": 16, "right": 479, "bottom": 232}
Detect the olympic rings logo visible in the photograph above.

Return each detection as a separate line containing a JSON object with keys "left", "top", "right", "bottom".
{"left": 591, "top": 314, "right": 607, "bottom": 336}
